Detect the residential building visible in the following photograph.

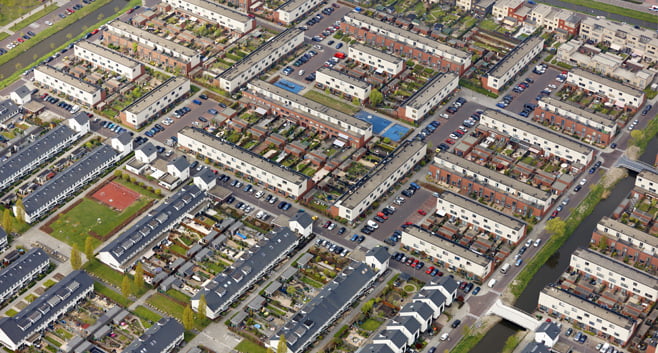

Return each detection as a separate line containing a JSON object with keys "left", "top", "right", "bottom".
{"left": 578, "top": 17, "right": 658, "bottom": 63}
{"left": 341, "top": 12, "right": 471, "bottom": 74}
{"left": 119, "top": 77, "right": 190, "bottom": 128}
{"left": 436, "top": 191, "right": 527, "bottom": 244}
{"left": 397, "top": 72, "right": 459, "bottom": 121}
{"left": 570, "top": 248, "right": 658, "bottom": 301}
{"left": 479, "top": 109, "right": 594, "bottom": 165}
{"left": 330, "top": 140, "right": 426, "bottom": 221}
{"left": 0, "top": 227, "right": 6, "bottom": 251}
{"left": 268, "top": 261, "right": 383, "bottom": 353}
{"left": 193, "top": 227, "right": 302, "bottom": 319}
{"left": 104, "top": 21, "right": 201, "bottom": 74}
{"left": 216, "top": 28, "right": 304, "bottom": 92}
{"left": 162, "top": 0, "right": 255, "bottom": 33}
{"left": 74, "top": 41, "right": 145, "bottom": 81}
{"left": 592, "top": 217, "right": 658, "bottom": 268}
{"left": 426, "top": 276, "right": 459, "bottom": 306}
{"left": 527, "top": 4, "right": 580, "bottom": 36}
{"left": 178, "top": 127, "right": 312, "bottom": 199}
{"left": 636, "top": 170, "right": 658, "bottom": 195}
{"left": 289, "top": 211, "right": 313, "bottom": 237}
{"left": 0, "top": 248, "right": 50, "bottom": 304}
{"left": 430, "top": 153, "right": 554, "bottom": 217}
{"left": 401, "top": 226, "right": 494, "bottom": 281}
{"left": 538, "top": 286, "right": 637, "bottom": 346}
{"left": 34, "top": 65, "right": 104, "bottom": 107}
{"left": 481, "top": 36, "right": 544, "bottom": 93}
{"left": 535, "top": 321, "right": 561, "bottom": 348}
{"left": 123, "top": 318, "right": 184, "bottom": 353}
{"left": 0, "top": 271, "right": 94, "bottom": 351}
{"left": 492, "top": 0, "right": 524, "bottom": 21}
{"left": 19, "top": 144, "right": 122, "bottom": 223}
{"left": 98, "top": 185, "right": 207, "bottom": 271}
{"left": 274, "top": 0, "right": 323, "bottom": 24}
{"left": 0, "top": 100, "right": 22, "bottom": 126}
{"left": 245, "top": 80, "right": 372, "bottom": 147}
{"left": 456, "top": 0, "right": 474, "bottom": 11}
{"left": 566, "top": 68, "right": 645, "bottom": 109}
{"left": 534, "top": 96, "right": 618, "bottom": 146}
{"left": 10, "top": 86, "right": 31, "bottom": 105}
{"left": 365, "top": 246, "right": 390, "bottom": 272}
{"left": 315, "top": 67, "right": 372, "bottom": 101}
{"left": 348, "top": 43, "right": 405, "bottom": 76}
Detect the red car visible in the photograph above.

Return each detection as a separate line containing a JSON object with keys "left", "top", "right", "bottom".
{"left": 417, "top": 209, "right": 427, "bottom": 216}
{"left": 561, "top": 70, "right": 568, "bottom": 75}
{"left": 411, "top": 259, "right": 419, "bottom": 267}
{"left": 323, "top": 221, "right": 331, "bottom": 228}
{"left": 404, "top": 221, "right": 413, "bottom": 226}
{"left": 247, "top": 13, "right": 255, "bottom": 18}
{"left": 445, "top": 139, "right": 455, "bottom": 144}
{"left": 16, "top": 38, "right": 24, "bottom": 43}
{"left": 426, "top": 266, "right": 435, "bottom": 274}
{"left": 91, "top": 29, "right": 99, "bottom": 35}
{"left": 67, "top": 8, "right": 75, "bottom": 13}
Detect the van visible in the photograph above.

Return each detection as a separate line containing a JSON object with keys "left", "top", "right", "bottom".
{"left": 500, "top": 263, "right": 511, "bottom": 274}
{"left": 488, "top": 279, "right": 497, "bottom": 288}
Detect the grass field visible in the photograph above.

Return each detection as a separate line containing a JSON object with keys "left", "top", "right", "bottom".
{"left": 147, "top": 293, "right": 186, "bottom": 319}
{"left": 94, "top": 282, "right": 132, "bottom": 307}
{"left": 165, "top": 289, "right": 190, "bottom": 302}
{"left": 303, "top": 90, "right": 360, "bottom": 115}
{"left": 10, "top": 4, "right": 58, "bottom": 31}
{"left": 0, "top": 33, "right": 8, "bottom": 41}
{"left": 542, "top": 0, "right": 658, "bottom": 25}
{"left": 132, "top": 306, "right": 162, "bottom": 328}
{"left": 235, "top": 339, "right": 268, "bottom": 353}
{"left": 0, "top": 0, "right": 44, "bottom": 26}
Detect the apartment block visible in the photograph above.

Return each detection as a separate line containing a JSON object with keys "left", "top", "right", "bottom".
{"left": 193, "top": 227, "right": 301, "bottom": 319}
{"left": 538, "top": 286, "right": 637, "bottom": 346}
{"left": 74, "top": 41, "right": 144, "bottom": 81}
{"left": 592, "top": 217, "right": 658, "bottom": 268}
{"left": 98, "top": 185, "right": 207, "bottom": 271}
{"left": 0, "top": 249, "right": 49, "bottom": 304}
{"left": 398, "top": 72, "right": 458, "bottom": 122}
{"left": 636, "top": 170, "right": 658, "bottom": 195}
{"left": 492, "top": 0, "right": 524, "bottom": 21}
{"left": 123, "top": 318, "right": 184, "bottom": 353}
{"left": 178, "top": 127, "right": 311, "bottom": 199}
{"left": 436, "top": 191, "right": 527, "bottom": 244}
{"left": 104, "top": 21, "right": 201, "bottom": 74}
{"left": 162, "top": 0, "right": 255, "bottom": 33}
{"left": 348, "top": 43, "right": 405, "bottom": 76}
{"left": 245, "top": 80, "right": 372, "bottom": 147}
{"left": 119, "top": 77, "right": 190, "bottom": 129}
{"left": 534, "top": 96, "right": 618, "bottom": 146}
{"left": 481, "top": 36, "right": 544, "bottom": 93}
{"left": 570, "top": 248, "right": 658, "bottom": 301}
{"left": 566, "top": 68, "right": 645, "bottom": 109}
{"left": 527, "top": 4, "right": 580, "bottom": 35}
{"left": 0, "top": 271, "right": 94, "bottom": 351}
{"left": 315, "top": 67, "right": 371, "bottom": 101}
{"left": 341, "top": 12, "right": 471, "bottom": 74}
{"left": 430, "top": 153, "right": 554, "bottom": 217}
{"left": 330, "top": 140, "right": 426, "bottom": 222}
{"left": 401, "top": 226, "right": 493, "bottom": 281}
{"left": 480, "top": 109, "right": 594, "bottom": 165}
{"left": 34, "top": 65, "right": 104, "bottom": 107}
{"left": 579, "top": 17, "right": 658, "bottom": 63}
{"left": 274, "top": 0, "right": 323, "bottom": 24}
{"left": 217, "top": 28, "right": 304, "bottom": 92}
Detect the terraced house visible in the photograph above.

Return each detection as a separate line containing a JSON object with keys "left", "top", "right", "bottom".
{"left": 162, "top": 0, "right": 255, "bottom": 33}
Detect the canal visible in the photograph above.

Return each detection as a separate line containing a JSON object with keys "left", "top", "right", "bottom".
{"left": 0, "top": 0, "right": 129, "bottom": 79}
{"left": 471, "top": 137, "right": 658, "bottom": 353}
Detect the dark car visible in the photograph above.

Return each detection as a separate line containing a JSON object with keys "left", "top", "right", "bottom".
{"left": 338, "top": 227, "right": 346, "bottom": 235}
{"left": 277, "top": 201, "right": 287, "bottom": 209}
{"left": 589, "top": 167, "right": 596, "bottom": 174}
{"left": 472, "top": 287, "right": 481, "bottom": 295}
{"left": 565, "top": 328, "right": 573, "bottom": 337}
{"left": 198, "top": 117, "right": 208, "bottom": 123}
{"left": 574, "top": 185, "right": 582, "bottom": 192}
{"left": 451, "top": 320, "right": 461, "bottom": 328}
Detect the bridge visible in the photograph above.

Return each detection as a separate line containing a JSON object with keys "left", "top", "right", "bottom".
{"left": 487, "top": 299, "right": 541, "bottom": 331}
{"left": 616, "top": 155, "right": 657, "bottom": 173}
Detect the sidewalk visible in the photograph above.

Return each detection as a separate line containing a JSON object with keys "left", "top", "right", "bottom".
{"left": 0, "top": 0, "right": 68, "bottom": 35}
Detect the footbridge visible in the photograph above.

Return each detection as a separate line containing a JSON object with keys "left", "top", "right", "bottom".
{"left": 616, "top": 155, "right": 657, "bottom": 174}
{"left": 487, "top": 299, "right": 541, "bottom": 331}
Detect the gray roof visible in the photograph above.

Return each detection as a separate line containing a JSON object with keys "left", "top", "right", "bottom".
{"left": 92, "top": 324, "right": 112, "bottom": 339}
{"left": 35, "top": 65, "right": 101, "bottom": 93}
{"left": 99, "top": 185, "right": 206, "bottom": 267}
{"left": 597, "top": 216, "right": 658, "bottom": 249}
{"left": 123, "top": 77, "right": 190, "bottom": 115}
{"left": 348, "top": 43, "right": 403, "bottom": 65}
{"left": 70, "top": 112, "right": 89, "bottom": 127}
{"left": 400, "top": 301, "right": 433, "bottom": 321}
{"left": 0, "top": 226, "right": 6, "bottom": 243}
{"left": 366, "top": 246, "right": 390, "bottom": 264}
{"left": 296, "top": 253, "right": 313, "bottom": 267}
{"left": 434, "top": 275, "right": 459, "bottom": 294}
{"left": 169, "top": 156, "right": 189, "bottom": 173}
{"left": 541, "top": 287, "right": 636, "bottom": 329}
{"left": 572, "top": 248, "right": 658, "bottom": 290}
{"left": 75, "top": 40, "right": 142, "bottom": 68}
{"left": 194, "top": 248, "right": 212, "bottom": 262}
{"left": 230, "top": 311, "right": 248, "bottom": 326}
{"left": 376, "top": 329, "right": 407, "bottom": 349}
{"left": 520, "top": 342, "right": 551, "bottom": 353}
{"left": 0, "top": 100, "right": 21, "bottom": 123}
{"left": 415, "top": 288, "right": 446, "bottom": 309}
{"left": 536, "top": 321, "right": 560, "bottom": 339}
{"left": 280, "top": 267, "right": 297, "bottom": 281}
{"left": 247, "top": 295, "right": 266, "bottom": 310}
{"left": 0, "top": 271, "right": 93, "bottom": 346}
{"left": 13, "top": 86, "right": 30, "bottom": 98}
{"left": 569, "top": 68, "right": 644, "bottom": 98}
{"left": 264, "top": 280, "right": 282, "bottom": 295}
{"left": 107, "top": 21, "right": 197, "bottom": 59}
{"left": 273, "top": 261, "right": 378, "bottom": 353}
{"left": 168, "top": 0, "right": 251, "bottom": 24}
{"left": 23, "top": 144, "right": 119, "bottom": 217}
{"left": 360, "top": 344, "right": 398, "bottom": 353}
{"left": 439, "top": 191, "right": 526, "bottom": 230}
{"left": 390, "top": 314, "right": 421, "bottom": 335}
{"left": 487, "top": 36, "right": 544, "bottom": 78}
{"left": 123, "top": 318, "right": 184, "bottom": 353}
{"left": 290, "top": 211, "right": 313, "bottom": 228}
{"left": 115, "top": 131, "right": 132, "bottom": 145}
{"left": 0, "top": 249, "right": 49, "bottom": 298}
{"left": 195, "top": 168, "right": 215, "bottom": 185}
{"left": 138, "top": 142, "right": 157, "bottom": 156}
{"left": 0, "top": 124, "right": 76, "bottom": 192}
{"left": 404, "top": 73, "right": 458, "bottom": 110}
{"left": 316, "top": 67, "right": 370, "bottom": 89}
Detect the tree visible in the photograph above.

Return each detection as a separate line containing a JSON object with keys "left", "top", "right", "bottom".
{"left": 134, "top": 262, "right": 144, "bottom": 291}
{"left": 70, "top": 244, "right": 82, "bottom": 270}
{"left": 121, "top": 275, "right": 132, "bottom": 297}
{"left": 277, "top": 335, "right": 287, "bottom": 353}
{"left": 2, "top": 209, "right": 12, "bottom": 233}
{"left": 369, "top": 88, "right": 383, "bottom": 106}
{"left": 546, "top": 217, "right": 566, "bottom": 237}
{"left": 84, "top": 236, "right": 94, "bottom": 259}
{"left": 361, "top": 298, "right": 374, "bottom": 315}
{"left": 197, "top": 294, "right": 207, "bottom": 320}
{"left": 183, "top": 304, "right": 194, "bottom": 330}
{"left": 14, "top": 199, "right": 24, "bottom": 223}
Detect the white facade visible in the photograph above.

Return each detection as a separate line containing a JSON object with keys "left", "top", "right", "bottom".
{"left": 492, "top": 0, "right": 524, "bottom": 20}
{"left": 274, "top": 0, "right": 323, "bottom": 24}
{"left": 121, "top": 77, "right": 190, "bottom": 128}
{"left": 162, "top": 0, "right": 255, "bottom": 33}
{"left": 579, "top": 17, "right": 658, "bottom": 63}
{"left": 480, "top": 109, "right": 594, "bottom": 165}
{"left": 566, "top": 68, "right": 645, "bottom": 109}
{"left": 218, "top": 29, "right": 304, "bottom": 92}
{"left": 74, "top": 41, "right": 144, "bottom": 81}
{"left": 348, "top": 43, "right": 405, "bottom": 76}
{"left": 456, "top": 0, "right": 474, "bottom": 10}
{"left": 315, "top": 67, "right": 371, "bottom": 101}
{"left": 402, "top": 73, "right": 458, "bottom": 121}
{"left": 0, "top": 250, "right": 49, "bottom": 303}
{"left": 34, "top": 65, "right": 103, "bottom": 106}
{"left": 536, "top": 97, "right": 618, "bottom": 137}
{"left": 484, "top": 37, "right": 544, "bottom": 92}
{"left": 636, "top": 171, "right": 658, "bottom": 194}
{"left": 436, "top": 191, "right": 527, "bottom": 244}
{"left": 596, "top": 217, "right": 658, "bottom": 260}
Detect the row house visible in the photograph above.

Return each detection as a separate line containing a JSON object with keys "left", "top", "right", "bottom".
{"left": 348, "top": 43, "right": 406, "bottom": 76}
{"left": 397, "top": 72, "right": 459, "bottom": 122}
{"left": 34, "top": 65, "right": 104, "bottom": 107}
{"left": 273, "top": 0, "right": 323, "bottom": 24}
{"left": 315, "top": 67, "right": 372, "bottom": 101}
{"left": 592, "top": 217, "right": 658, "bottom": 269}
{"left": 481, "top": 36, "right": 544, "bottom": 93}
{"left": 162, "top": 0, "right": 255, "bottom": 33}
{"left": 566, "top": 68, "right": 645, "bottom": 110}
{"left": 74, "top": 41, "right": 145, "bottom": 81}
{"left": 634, "top": 170, "right": 658, "bottom": 198}
{"left": 527, "top": 4, "right": 580, "bottom": 36}
{"left": 119, "top": 77, "right": 190, "bottom": 129}
{"left": 579, "top": 17, "right": 658, "bottom": 63}
{"left": 0, "top": 249, "right": 49, "bottom": 304}
{"left": 123, "top": 318, "right": 184, "bottom": 353}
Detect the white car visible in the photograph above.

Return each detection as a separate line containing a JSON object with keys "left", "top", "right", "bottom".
{"left": 440, "top": 333, "right": 449, "bottom": 341}
{"left": 45, "top": 21, "right": 53, "bottom": 26}
{"left": 579, "top": 178, "right": 587, "bottom": 186}
{"left": 255, "top": 191, "right": 264, "bottom": 198}
{"left": 534, "top": 239, "right": 541, "bottom": 247}
{"left": 440, "top": 113, "right": 450, "bottom": 119}
{"left": 367, "top": 220, "right": 379, "bottom": 229}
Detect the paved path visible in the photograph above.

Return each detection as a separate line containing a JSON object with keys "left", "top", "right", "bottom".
{"left": 0, "top": 0, "right": 69, "bottom": 35}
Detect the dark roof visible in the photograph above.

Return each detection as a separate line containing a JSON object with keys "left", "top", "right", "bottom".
{"left": 536, "top": 321, "right": 560, "bottom": 339}
{"left": 195, "top": 167, "right": 215, "bottom": 184}
{"left": 366, "top": 246, "right": 389, "bottom": 264}
{"left": 400, "top": 301, "right": 433, "bottom": 321}
{"left": 70, "top": 112, "right": 89, "bottom": 127}
{"left": 23, "top": 144, "right": 119, "bottom": 217}
{"left": 520, "top": 342, "right": 551, "bottom": 353}
{"left": 13, "top": 86, "right": 30, "bottom": 98}
{"left": 415, "top": 289, "right": 446, "bottom": 309}
{"left": 360, "top": 344, "right": 397, "bottom": 353}
{"left": 123, "top": 318, "right": 183, "bottom": 353}
{"left": 392, "top": 315, "right": 421, "bottom": 335}
{"left": 0, "top": 226, "right": 6, "bottom": 242}
{"left": 0, "top": 271, "right": 93, "bottom": 346}
{"left": 0, "top": 100, "right": 21, "bottom": 123}
{"left": 138, "top": 142, "right": 157, "bottom": 156}
{"left": 100, "top": 185, "right": 206, "bottom": 268}
{"left": 115, "top": 131, "right": 132, "bottom": 145}
{"left": 290, "top": 211, "right": 313, "bottom": 228}
{"left": 376, "top": 329, "right": 407, "bottom": 349}
{"left": 169, "top": 156, "right": 189, "bottom": 172}
{"left": 435, "top": 276, "right": 459, "bottom": 294}
{"left": 0, "top": 249, "right": 49, "bottom": 299}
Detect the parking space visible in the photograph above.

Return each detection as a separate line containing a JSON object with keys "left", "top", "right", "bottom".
{"left": 504, "top": 66, "right": 562, "bottom": 113}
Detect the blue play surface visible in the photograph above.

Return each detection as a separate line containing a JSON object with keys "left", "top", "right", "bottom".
{"left": 354, "top": 111, "right": 391, "bottom": 134}
{"left": 381, "top": 124, "right": 410, "bottom": 142}
{"left": 274, "top": 79, "right": 304, "bottom": 93}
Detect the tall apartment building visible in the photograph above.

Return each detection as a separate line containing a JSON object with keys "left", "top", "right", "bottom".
{"left": 273, "top": 0, "right": 323, "bottom": 24}
{"left": 397, "top": 72, "right": 458, "bottom": 122}
{"left": 534, "top": 96, "right": 618, "bottom": 146}
{"left": 119, "top": 77, "right": 190, "bottom": 129}
{"left": 481, "top": 36, "right": 544, "bottom": 93}
{"left": 216, "top": 28, "right": 304, "bottom": 92}
{"left": 579, "top": 17, "right": 658, "bottom": 63}
{"left": 74, "top": 41, "right": 144, "bottom": 81}
{"left": 341, "top": 13, "right": 471, "bottom": 74}
{"left": 566, "top": 68, "right": 646, "bottom": 109}
{"left": 315, "top": 67, "right": 372, "bottom": 101}
{"left": 104, "top": 21, "right": 201, "bottom": 74}
{"left": 0, "top": 249, "right": 49, "bottom": 304}
{"left": 34, "top": 65, "right": 104, "bottom": 107}
{"left": 162, "top": 0, "right": 255, "bottom": 33}
{"left": 348, "top": 43, "right": 405, "bottom": 76}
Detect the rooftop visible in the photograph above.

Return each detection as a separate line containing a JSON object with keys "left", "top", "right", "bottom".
{"left": 403, "top": 226, "right": 492, "bottom": 267}
{"left": 569, "top": 68, "right": 644, "bottom": 98}
{"left": 35, "top": 65, "right": 101, "bottom": 93}
{"left": 171, "top": 0, "right": 251, "bottom": 23}
{"left": 123, "top": 318, "right": 183, "bottom": 353}
{"left": 404, "top": 72, "right": 458, "bottom": 109}
{"left": 572, "top": 248, "right": 658, "bottom": 289}
{"left": 597, "top": 217, "right": 658, "bottom": 249}
{"left": 487, "top": 36, "right": 544, "bottom": 78}
{"left": 75, "top": 40, "right": 142, "bottom": 68}
{"left": 107, "top": 21, "right": 197, "bottom": 58}
{"left": 539, "top": 97, "right": 616, "bottom": 128}
{"left": 123, "top": 77, "right": 189, "bottom": 114}
{"left": 0, "top": 100, "right": 21, "bottom": 123}
{"left": 0, "top": 249, "right": 49, "bottom": 298}
{"left": 348, "top": 43, "right": 404, "bottom": 64}
{"left": 639, "top": 170, "right": 658, "bottom": 185}
{"left": 439, "top": 191, "right": 526, "bottom": 230}
{"left": 317, "top": 67, "right": 370, "bottom": 89}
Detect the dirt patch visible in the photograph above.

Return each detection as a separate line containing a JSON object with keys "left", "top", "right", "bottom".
{"left": 601, "top": 167, "right": 628, "bottom": 196}
{"left": 626, "top": 145, "right": 641, "bottom": 160}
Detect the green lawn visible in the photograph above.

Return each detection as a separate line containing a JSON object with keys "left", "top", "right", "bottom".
{"left": 0, "top": 0, "right": 45, "bottom": 26}
{"left": 165, "top": 289, "right": 190, "bottom": 302}
{"left": 300, "top": 275, "right": 324, "bottom": 288}
{"left": 94, "top": 282, "right": 132, "bottom": 307}
{"left": 147, "top": 293, "right": 186, "bottom": 320}
{"left": 303, "top": 90, "right": 360, "bottom": 115}
{"left": 114, "top": 178, "right": 163, "bottom": 199}
{"left": 235, "top": 339, "right": 268, "bottom": 353}
{"left": 0, "top": 32, "right": 8, "bottom": 41}
{"left": 5, "top": 309, "right": 18, "bottom": 317}
{"left": 361, "top": 318, "right": 383, "bottom": 331}
{"left": 85, "top": 260, "right": 125, "bottom": 288}
{"left": 542, "top": 0, "right": 658, "bottom": 24}
{"left": 132, "top": 306, "right": 162, "bottom": 328}
{"left": 10, "top": 4, "right": 58, "bottom": 31}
